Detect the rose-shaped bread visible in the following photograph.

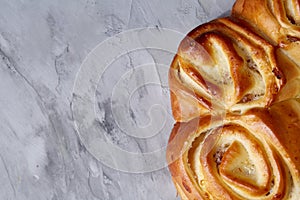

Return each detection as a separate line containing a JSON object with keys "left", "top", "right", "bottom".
{"left": 167, "top": 99, "right": 300, "bottom": 199}
{"left": 232, "top": 0, "right": 300, "bottom": 100}
{"left": 169, "top": 17, "right": 283, "bottom": 122}
{"left": 232, "top": 0, "right": 300, "bottom": 47}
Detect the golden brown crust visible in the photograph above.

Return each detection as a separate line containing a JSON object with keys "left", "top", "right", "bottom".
{"left": 168, "top": 1, "right": 300, "bottom": 199}
{"left": 231, "top": 0, "right": 300, "bottom": 103}
{"left": 169, "top": 17, "right": 283, "bottom": 122}
{"left": 232, "top": 0, "right": 300, "bottom": 46}
{"left": 232, "top": 0, "right": 300, "bottom": 81}
{"left": 167, "top": 99, "right": 300, "bottom": 200}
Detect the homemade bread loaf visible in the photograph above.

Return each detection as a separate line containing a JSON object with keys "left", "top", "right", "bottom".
{"left": 167, "top": 1, "right": 300, "bottom": 199}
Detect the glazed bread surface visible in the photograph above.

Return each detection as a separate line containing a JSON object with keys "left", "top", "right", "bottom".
{"left": 167, "top": 99, "right": 300, "bottom": 200}
{"left": 169, "top": 17, "right": 283, "bottom": 122}
{"left": 232, "top": 0, "right": 300, "bottom": 106}
{"left": 232, "top": 0, "right": 300, "bottom": 46}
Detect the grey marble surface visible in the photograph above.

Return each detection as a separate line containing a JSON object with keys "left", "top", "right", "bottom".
{"left": 0, "top": 0, "right": 235, "bottom": 199}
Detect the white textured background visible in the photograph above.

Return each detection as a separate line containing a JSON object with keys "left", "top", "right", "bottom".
{"left": 0, "top": 0, "right": 234, "bottom": 199}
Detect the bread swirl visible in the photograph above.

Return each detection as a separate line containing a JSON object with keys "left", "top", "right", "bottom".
{"left": 232, "top": 0, "right": 300, "bottom": 47}
{"left": 167, "top": 99, "right": 300, "bottom": 200}
{"left": 169, "top": 17, "right": 283, "bottom": 122}
{"left": 232, "top": 0, "right": 300, "bottom": 100}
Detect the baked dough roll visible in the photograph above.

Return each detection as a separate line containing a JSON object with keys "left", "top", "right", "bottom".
{"left": 167, "top": 99, "right": 300, "bottom": 200}
{"left": 232, "top": 0, "right": 300, "bottom": 46}
{"left": 169, "top": 17, "right": 283, "bottom": 122}
{"left": 232, "top": 0, "right": 300, "bottom": 100}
